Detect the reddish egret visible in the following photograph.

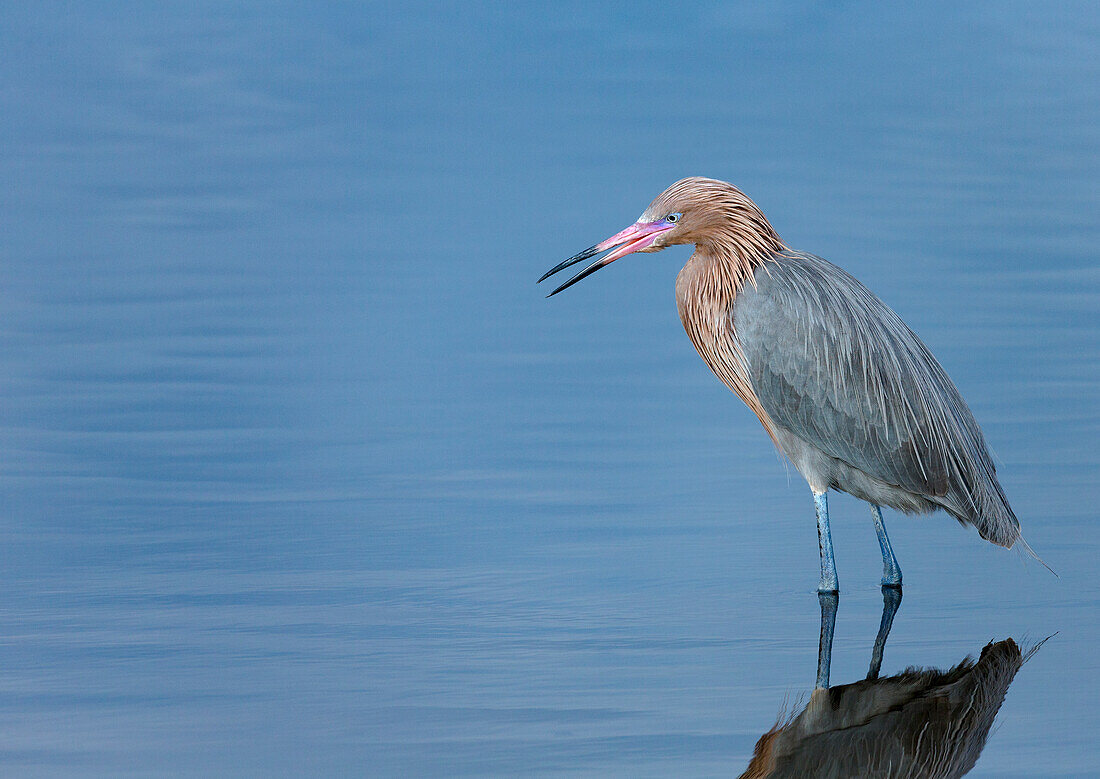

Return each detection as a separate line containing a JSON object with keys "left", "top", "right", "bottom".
{"left": 539, "top": 177, "right": 1042, "bottom": 592}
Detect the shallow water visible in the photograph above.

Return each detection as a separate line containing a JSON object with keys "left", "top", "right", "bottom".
{"left": 0, "top": 2, "right": 1097, "bottom": 775}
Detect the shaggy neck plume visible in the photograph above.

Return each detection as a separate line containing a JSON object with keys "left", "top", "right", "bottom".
{"left": 690, "top": 205, "right": 786, "bottom": 306}
{"left": 674, "top": 192, "right": 787, "bottom": 443}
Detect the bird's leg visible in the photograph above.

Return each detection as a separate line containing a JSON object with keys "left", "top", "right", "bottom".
{"left": 814, "top": 491, "right": 839, "bottom": 593}
{"left": 870, "top": 504, "right": 902, "bottom": 588}
{"left": 816, "top": 590, "right": 839, "bottom": 689}
{"left": 867, "top": 585, "right": 902, "bottom": 680}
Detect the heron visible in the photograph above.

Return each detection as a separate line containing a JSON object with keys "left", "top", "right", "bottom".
{"left": 539, "top": 177, "right": 1045, "bottom": 592}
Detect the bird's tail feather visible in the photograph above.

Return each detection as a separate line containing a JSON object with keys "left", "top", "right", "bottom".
{"left": 1017, "top": 534, "right": 1058, "bottom": 578}
{"left": 948, "top": 476, "right": 1056, "bottom": 577}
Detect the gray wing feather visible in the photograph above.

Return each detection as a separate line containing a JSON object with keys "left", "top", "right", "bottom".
{"left": 734, "top": 253, "right": 1018, "bottom": 546}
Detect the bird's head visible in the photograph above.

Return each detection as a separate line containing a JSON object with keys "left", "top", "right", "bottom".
{"left": 538, "top": 177, "right": 783, "bottom": 296}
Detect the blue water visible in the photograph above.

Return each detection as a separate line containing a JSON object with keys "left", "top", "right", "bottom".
{"left": 0, "top": 2, "right": 1097, "bottom": 775}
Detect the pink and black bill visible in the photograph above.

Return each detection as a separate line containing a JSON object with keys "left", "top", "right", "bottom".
{"left": 538, "top": 220, "right": 676, "bottom": 297}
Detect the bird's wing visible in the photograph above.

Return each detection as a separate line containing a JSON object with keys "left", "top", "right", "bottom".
{"left": 734, "top": 253, "right": 995, "bottom": 502}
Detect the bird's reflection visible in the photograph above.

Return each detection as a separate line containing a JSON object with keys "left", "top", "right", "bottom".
{"left": 741, "top": 589, "right": 1042, "bottom": 779}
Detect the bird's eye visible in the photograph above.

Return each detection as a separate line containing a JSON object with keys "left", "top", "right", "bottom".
{"left": 665, "top": 212, "right": 682, "bottom": 223}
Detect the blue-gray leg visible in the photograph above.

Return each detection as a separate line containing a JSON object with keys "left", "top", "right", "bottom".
{"left": 870, "top": 504, "right": 902, "bottom": 588}
{"left": 814, "top": 491, "right": 839, "bottom": 593}
{"left": 867, "top": 585, "right": 902, "bottom": 680}
{"left": 816, "top": 590, "right": 838, "bottom": 689}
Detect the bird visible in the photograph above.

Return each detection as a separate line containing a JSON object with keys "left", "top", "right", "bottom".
{"left": 538, "top": 177, "right": 1045, "bottom": 592}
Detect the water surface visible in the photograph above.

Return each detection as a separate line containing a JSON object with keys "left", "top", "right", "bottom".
{"left": 0, "top": 2, "right": 1097, "bottom": 775}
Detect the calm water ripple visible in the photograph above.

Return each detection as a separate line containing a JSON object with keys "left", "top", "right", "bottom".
{"left": 0, "top": 2, "right": 1096, "bottom": 775}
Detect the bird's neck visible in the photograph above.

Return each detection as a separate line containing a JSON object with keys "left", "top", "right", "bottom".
{"left": 702, "top": 211, "right": 786, "bottom": 265}
{"left": 682, "top": 211, "right": 786, "bottom": 305}
{"left": 677, "top": 242, "right": 774, "bottom": 312}
{"left": 675, "top": 243, "right": 780, "bottom": 443}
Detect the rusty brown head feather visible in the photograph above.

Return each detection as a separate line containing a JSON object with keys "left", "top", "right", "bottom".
{"left": 639, "top": 177, "right": 786, "bottom": 259}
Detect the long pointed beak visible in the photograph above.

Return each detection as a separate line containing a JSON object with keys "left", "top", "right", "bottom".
{"left": 538, "top": 221, "right": 675, "bottom": 297}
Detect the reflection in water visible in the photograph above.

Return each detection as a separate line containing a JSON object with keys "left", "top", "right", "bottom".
{"left": 742, "top": 590, "right": 1043, "bottom": 778}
